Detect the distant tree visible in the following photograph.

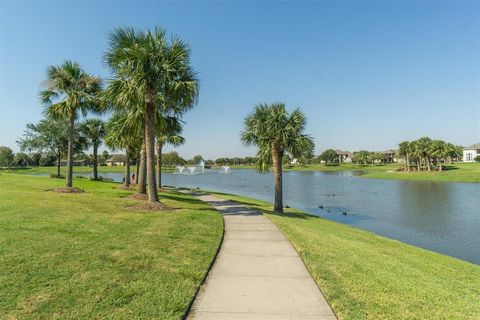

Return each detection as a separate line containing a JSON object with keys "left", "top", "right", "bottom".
{"left": 12, "top": 152, "right": 29, "bottom": 167}
{"left": 192, "top": 155, "right": 204, "bottom": 164}
{"left": 162, "top": 151, "right": 186, "bottom": 167}
{"left": 0, "top": 146, "right": 14, "bottom": 169}
{"left": 79, "top": 118, "right": 106, "bottom": 180}
{"left": 319, "top": 149, "right": 338, "bottom": 165}
{"left": 352, "top": 150, "right": 372, "bottom": 165}
{"left": 371, "top": 152, "right": 386, "bottom": 164}
{"left": 40, "top": 61, "right": 102, "bottom": 187}
{"left": 398, "top": 141, "right": 411, "bottom": 171}
{"left": 17, "top": 118, "right": 86, "bottom": 176}
{"left": 105, "top": 112, "right": 143, "bottom": 188}
{"left": 241, "top": 103, "right": 314, "bottom": 213}
{"left": 99, "top": 150, "right": 110, "bottom": 166}
{"left": 30, "top": 153, "right": 42, "bottom": 166}
{"left": 39, "top": 153, "right": 57, "bottom": 166}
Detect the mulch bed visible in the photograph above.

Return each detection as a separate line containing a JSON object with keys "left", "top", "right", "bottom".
{"left": 124, "top": 193, "right": 174, "bottom": 211}
{"left": 129, "top": 201, "right": 173, "bottom": 211}
{"left": 47, "top": 187, "right": 85, "bottom": 193}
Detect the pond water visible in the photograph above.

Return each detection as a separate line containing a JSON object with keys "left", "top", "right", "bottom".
{"left": 38, "top": 169, "right": 480, "bottom": 264}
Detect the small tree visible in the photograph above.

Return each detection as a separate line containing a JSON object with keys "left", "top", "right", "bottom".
{"left": 80, "top": 118, "right": 106, "bottom": 180}
{"left": 0, "top": 146, "right": 14, "bottom": 169}
{"left": 319, "top": 149, "right": 338, "bottom": 165}
{"left": 474, "top": 155, "right": 480, "bottom": 162}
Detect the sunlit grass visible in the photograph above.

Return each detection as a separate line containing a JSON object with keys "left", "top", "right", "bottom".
{"left": 0, "top": 174, "right": 223, "bottom": 319}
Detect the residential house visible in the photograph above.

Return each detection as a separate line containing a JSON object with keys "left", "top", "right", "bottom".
{"left": 335, "top": 150, "right": 353, "bottom": 163}
{"left": 463, "top": 143, "right": 480, "bottom": 162}
{"left": 106, "top": 154, "right": 127, "bottom": 166}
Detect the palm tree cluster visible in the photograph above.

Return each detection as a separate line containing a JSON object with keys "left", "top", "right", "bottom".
{"left": 36, "top": 27, "right": 198, "bottom": 203}
{"left": 398, "top": 138, "right": 462, "bottom": 172}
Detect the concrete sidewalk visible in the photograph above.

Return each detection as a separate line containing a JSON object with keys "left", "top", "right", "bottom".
{"left": 186, "top": 193, "right": 336, "bottom": 320}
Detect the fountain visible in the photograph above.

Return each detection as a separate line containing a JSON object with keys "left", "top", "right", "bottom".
{"left": 219, "top": 165, "right": 231, "bottom": 173}
{"left": 176, "top": 160, "right": 205, "bottom": 175}
{"left": 175, "top": 165, "right": 185, "bottom": 174}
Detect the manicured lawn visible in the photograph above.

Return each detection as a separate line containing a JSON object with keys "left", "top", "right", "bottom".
{"left": 0, "top": 174, "right": 223, "bottom": 319}
{"left": 281, "top": 162, "right": 479, "bottom": 183}
{"left": 2, "top": 165, "right": 174, "bottom": 175}
{"left": 208, "top": 191, "right": 480, "bottom": 320}
{"left": 362, "top": 162, "right": 480, "bottom": 183}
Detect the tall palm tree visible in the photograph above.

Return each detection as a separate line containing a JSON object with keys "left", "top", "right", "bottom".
{"left": 80, "top": 118, "right": 106, "bottom": 180}
{"left": 398, "top": 141, "right": 411, "bottom": 172}
{"left": 431, "top": 140, "right": 447, "bottom": 171}
{"left": 156, "top": 115, "right": 185, "bottom": 188}
{"left": 40, "top": 61, "right": 101, "bottom": 188}
{"left": 241, "top": 103, "right": 314, "bottom": 213}
{"left": 105, "top": 112, "right": 142, "bottom": 188}
{"left": 104, "top": 27, "right": 199, "bottom": 203}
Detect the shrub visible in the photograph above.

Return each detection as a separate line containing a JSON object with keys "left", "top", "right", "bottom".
{"left": 475, "top": 155, "right": 480, "bottom": 162}
{"left": 50, "top": 173, "right": 65, "bottom": 179}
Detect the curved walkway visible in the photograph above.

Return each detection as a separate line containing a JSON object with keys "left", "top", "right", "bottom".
{"left": 186, "top": 193, "right": 336, "bottom": 320}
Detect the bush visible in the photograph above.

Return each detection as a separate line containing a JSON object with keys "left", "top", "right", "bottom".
{"left": 475, "top": 155, "right": 480, "bottom": 162}
{"left": 50, "top": 173, "right": 65, "bottom": 179}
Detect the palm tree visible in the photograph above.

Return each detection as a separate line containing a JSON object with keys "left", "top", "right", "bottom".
{"left": 398, "top": 141, "right": 411, "bottom": 172}
{"left": 241, "top": 103, "right": 314, "bottom": 213}
{"left": 156, "top": 115, "right": 185, "bottom": 188}
{"left": 105, "top": 112, "right": 142, "bottom": 188}
{"left": 80, "top": 118, "right": 106, "bottom": 180}
{"left": 40, "top": 61, "right": 101, "bottom": 188}
{"left": 104, "top": 27, "right": 199, "bottom": 203}
{"left": 431, "top": 140, "right": 447, "bottom": 171}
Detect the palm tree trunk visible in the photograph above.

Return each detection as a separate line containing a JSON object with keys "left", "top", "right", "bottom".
{"left": 406, "top": 153, "right": 410, "bottom": 172}
{"left": 93, "top": 143, "right": 98, "bottom": 180}
{"left": 56, "top": 152, "right": 61, "bottom": 177}
{"left": 157, "top": 141, "right": 163, "bottom": 189}
{"left": 66, "top": 112, "right": 74, "bottom": 187}
{"left": 145, "top": 101, "right": 159, "bottom": 202}
{"left": 138, "top": 140, "right": 146, "bottom": 194}
{"left": 125, "top": 145, "right": 130, "bottom": 187}
{"left": 427, "top": 157, "right": 431, "bottom": 172}
{"left": 272, "top": 143, "right": 283, "bottom": 213}
{"left": 136, "top": 158, "right": 139, "bottom": 184}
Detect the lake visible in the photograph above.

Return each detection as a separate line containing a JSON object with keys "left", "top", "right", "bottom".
{"left": 46, "top": 169, "right": 480, "bottom": 265}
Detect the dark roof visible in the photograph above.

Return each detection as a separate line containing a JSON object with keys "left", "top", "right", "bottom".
{"left": 381, "top": 149, "right": 396, "bottom": 154}
{"left": 335, "top": 149, "right": 352, "bottom": 155}
{"left": 464, "top": 143, "right": 480, "bottom": 150}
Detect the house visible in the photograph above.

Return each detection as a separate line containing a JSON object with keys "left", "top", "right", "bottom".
{"left": 106, "top": 154, "right": 127, "bottom": 166}
{"left": 335, "top": 150, "right": 353, "bottom": 163}
{"left": 381, "top": 149, "right": 397, "bottom": 163}
{"left": 463, "top": 143, "right": 480, "bottom": 162}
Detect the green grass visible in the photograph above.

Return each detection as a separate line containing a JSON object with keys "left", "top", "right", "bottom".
{"left": 0, "top": 174, "right": 223, "bottom": 319}
{"left": 362, "top": 162, "right": 480, "bottom": 183}
{"left": 241, "top": 162, "right": 480, "bottom": 183}
{"left": 207, "top": 191, "right": 480, "bottom": 320}
{"left": 1, "top": 165, "right": 176, "bottom": 175}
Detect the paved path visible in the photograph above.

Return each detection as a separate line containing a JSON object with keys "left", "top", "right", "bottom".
{"left": 186, "top": 193, "right": 336, "bottom": 320}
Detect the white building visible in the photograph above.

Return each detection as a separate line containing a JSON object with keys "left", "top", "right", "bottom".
{"left": 463, "top": 143, "right": 480, "bottom": 162}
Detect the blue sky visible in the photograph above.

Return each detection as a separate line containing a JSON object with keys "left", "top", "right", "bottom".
{"left": 0, "top": 0, "right": 478, "bottom": 159}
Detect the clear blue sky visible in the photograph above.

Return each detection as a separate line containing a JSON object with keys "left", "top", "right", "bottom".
{"left": 1, "top": 0, "right": 479, "bottom": 159}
